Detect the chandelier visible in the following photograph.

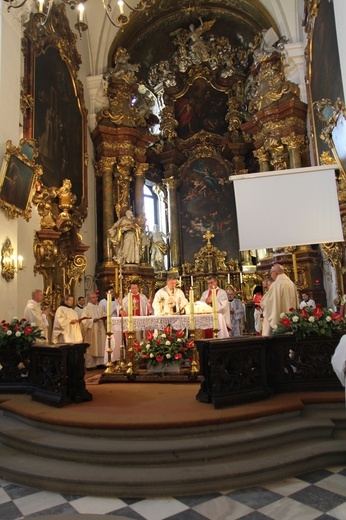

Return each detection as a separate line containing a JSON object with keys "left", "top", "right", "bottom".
{"left": 4, "top": 0, "right": 156, "bottom": 35}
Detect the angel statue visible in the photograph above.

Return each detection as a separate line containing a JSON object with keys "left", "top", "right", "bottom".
{"left": 171, "top": 18, "right": 215, "bottom": 65}
{"left": 149, "top": 225, "right": 169, "bottom": 272}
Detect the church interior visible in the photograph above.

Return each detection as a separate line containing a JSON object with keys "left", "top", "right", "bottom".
{"left": 1, "top": 0, "right": 346, "bottom": 518}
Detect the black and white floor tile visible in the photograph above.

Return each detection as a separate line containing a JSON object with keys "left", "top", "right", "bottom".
{"left": 1, "top": 466, "right": 346, "bottom": 519}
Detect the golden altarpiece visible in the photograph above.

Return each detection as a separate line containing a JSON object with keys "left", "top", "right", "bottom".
{"left": 16, "top": 1, "right": 346, "bottom": 319}
{"left": 91, "top": 10, "right": 328, "bottom": 314}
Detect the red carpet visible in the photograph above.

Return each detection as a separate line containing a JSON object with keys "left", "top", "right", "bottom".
{"left": 0, "top": 380, "right": 344, "bottom": 430}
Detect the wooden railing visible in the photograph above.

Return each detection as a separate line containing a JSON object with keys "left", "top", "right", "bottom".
{"left": 196, "top": 335, "right": 343, "bottom": 409}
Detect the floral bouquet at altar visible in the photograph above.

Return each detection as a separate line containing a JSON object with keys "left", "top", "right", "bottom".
{"left": 129, "top": 325, "right": 195, "bottom": 369}
{"left": 273, "top": 305, "right": 346, "bottom": 340}
{"left": 0, "top": 317, "right": 45, "bottom": 355}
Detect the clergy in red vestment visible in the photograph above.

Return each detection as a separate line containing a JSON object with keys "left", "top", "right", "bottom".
{"left": 122, "top": 282, "right": 152, "bottom": 342}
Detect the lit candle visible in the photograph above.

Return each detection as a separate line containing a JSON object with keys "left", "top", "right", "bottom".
{"left": 179, "top": 276, "right": 182, "bottom": 287}
{"left": 227, "top": 273, "right": 230, "bottom": 285}
{"left": 189, "top": 287, "right": 195, "bottom": 330}
{"left": 118, "top": 0, "right": 124, "bottom": 14}
{"left": 128, "top": 291, "right": 133, "bottom": 332}
{"left": 38, "top": 0, "right": 44, "bottom": 13}
{"left": 78, "top": 3, "right": 84, "bottom": 22}
{"left": 212, "top": 288, "right": 218, "bottom": 330}
{"left": 106, "top": 291, "right": 112, "bottom": 334}
{"left": 190, "top": 275, "right": 194, "bottom": 287}
{"left": 292, "top": 252, "right": 298, "bottom": 282}
{"left": 17, "top": 255, "right": 23, "bottom": 270}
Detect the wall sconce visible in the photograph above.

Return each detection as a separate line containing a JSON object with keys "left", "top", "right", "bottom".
{"left": 1, "top": 238, "right": 24, "bottom": 282}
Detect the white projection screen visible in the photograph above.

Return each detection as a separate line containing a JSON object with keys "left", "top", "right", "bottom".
{"left": 231, "top": 166, "right": 344, "bottom": 251}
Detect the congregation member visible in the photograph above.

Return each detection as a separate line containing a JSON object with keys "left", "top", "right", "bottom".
{"left": 227, "top": 287, "right": 244, "bottom": 337}
{"left": 51, "top": 294, "right": 83, "bottom": 344}
{"left": 260, "top": 263, "right": 299, "bottom": 336}
{"left": 80, "top": 293, "right": 107, "bottom": 370}
{"left": 74, "top": 296, "right": 86, "bottom": 318}
{"left": 200, "top": 275, "right": 231, "bottom": 332}
{"left": 23, "top": 289, "right": 49, "bottom": 341}
{"left": 299, "top": 290, "right": 316, "bottom": 309}
{"left": 152, "top": 274, "right": 188, "bottom": 315}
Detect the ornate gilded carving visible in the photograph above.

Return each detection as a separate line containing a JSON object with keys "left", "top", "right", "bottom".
{"left": 114, "top": 155, "right": 135, "bottom": 219}
{"left": 194, "top": 230, "right": 228, "bottom": 273}
{"left": 264, "top": 138, "right": 288, "bottom": 170}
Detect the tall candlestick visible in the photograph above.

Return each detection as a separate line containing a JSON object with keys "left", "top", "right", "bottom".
{"left": 189, "top": 287, "right": 195, "bottom": 330}
{"left": 115, "top": 265, "right": 119, "bottom": 295}
{"left": 212, "top": 288, "right": 218, "bottom": 330}
{"left": 227, "top": 273, "right": 230, "bottom": 285}
{"left": 106, "top": 291, "right": 112, "bottom": 334}
{"left": 128, "top": 291, "right": 133, "bottom": 332}
{"left": 190, "top": 275, "right": 194, "bottom": 287}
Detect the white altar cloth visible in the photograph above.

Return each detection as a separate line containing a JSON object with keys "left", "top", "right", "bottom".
{"left": 104, "top": 313, "right": 229, "bottom": 363}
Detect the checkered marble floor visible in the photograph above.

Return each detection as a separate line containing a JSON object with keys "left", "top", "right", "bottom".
{"left": 1, "top": 466, "right": 346, "bottom": 519}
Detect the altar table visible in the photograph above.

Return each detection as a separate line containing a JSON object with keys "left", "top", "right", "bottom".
{"left": 104, "top": 314, "right": 229, "bottom": 363}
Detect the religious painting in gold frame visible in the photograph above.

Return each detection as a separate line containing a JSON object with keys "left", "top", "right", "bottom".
{"left": 180, "top": 154, "right": 239, "bottom": 264}
{"left": 21, "top": 2, "right": 88, "bottom": 218}
{"left": 0, "top": 139, "right": 42, "bottom": 221}
{"left": 304, "top": 0, "right": 344, "bottom": 165}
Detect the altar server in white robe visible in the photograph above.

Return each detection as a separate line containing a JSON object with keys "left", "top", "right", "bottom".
{"left": 81, "top": 293, "right": 107, "bottom": 370}
{"left": 52, "top": 294, "right": 83, "bottom": 344}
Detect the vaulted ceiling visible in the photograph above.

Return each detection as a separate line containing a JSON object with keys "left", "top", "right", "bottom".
{"left": 81, "top": 0, "right": 304, "bottom": 77}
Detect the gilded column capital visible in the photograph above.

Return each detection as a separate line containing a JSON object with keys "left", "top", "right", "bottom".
{"left": 281, "top": 133, "right": 305, "bottom": 151}
{"left": 134, "top": 163, "right": 149, "bottom": 177}
{"left": 117, "top": 155, "right": 135, "bottom": 176}
{"left": 163, "top": 176, "right": 181, "bottom": 191}
{"left": 95, "top": 157, "right": 116, "bottom": 177}
{"left": 253, "top": 147, "right": 270, "bottom": 163}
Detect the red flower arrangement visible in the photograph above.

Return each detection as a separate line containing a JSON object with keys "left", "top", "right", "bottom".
{"left": 273, "top": 304, "right": 346, "bottom": 340}
{"left": 129, "top": 324, "right": 195, "bottom": 368}
{"left": 0, "top": 317, "right": 45, "bottom": 355}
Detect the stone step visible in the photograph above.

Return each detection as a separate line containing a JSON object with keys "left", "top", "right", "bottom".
{"left": 0, "top": 437, "right": 345, "bottom": 497}
{"left": 0, "top": 409, "right": 336, "bottom": 465}
{"left": 0, "top": 406, "right": 346, "bottom": 497}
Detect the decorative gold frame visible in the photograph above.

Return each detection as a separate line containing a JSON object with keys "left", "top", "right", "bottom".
{"left": 22, "top": 2, "right": 88, "bottom": 219}
{"left": 0, "top": 139, "right": 42, "bottom": 221}
{"left": 314, "top": 98, "right": 346, "bottom": 177}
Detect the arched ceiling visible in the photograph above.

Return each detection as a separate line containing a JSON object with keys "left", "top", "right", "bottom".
{"left": 107, "top": 0, "right": 280, "bottom": 81}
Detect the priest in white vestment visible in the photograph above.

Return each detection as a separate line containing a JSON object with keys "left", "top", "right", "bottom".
{"left": 200, "top": 275, "right": 231, "bottom": 330}
{"left": 260, "top": 263, "right": 299, "bottom": 335}
{"left": 81, "top": 293, "right": 107, "bottom": 369}
{"left": 23, "top": 289, "right": 49, "bottom": 340}
{"left": 152, "top": 274, "right": 188, "bottom": 316}
{"left": 52, "top": 294, "right": 83, "bottom": 344}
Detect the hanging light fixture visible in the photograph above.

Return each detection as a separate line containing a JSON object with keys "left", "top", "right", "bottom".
{"left": 4, "top": 0, "right": 156, "bottom": 35}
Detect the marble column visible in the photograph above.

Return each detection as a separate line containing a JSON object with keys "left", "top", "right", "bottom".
{"left": 134, "top": 163, "right": 148, "bottom": 217}
{"left": 253, "top": 147, "right": 270, "bottom": 172}
{"left": 282, "top": 133, "right": 305, "bottom": 169}
{"left": 96, "top": 157, "right": 116, "bottom": 261}
{"left": 163, "top": 175, "right": 181, "bottom": 269}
